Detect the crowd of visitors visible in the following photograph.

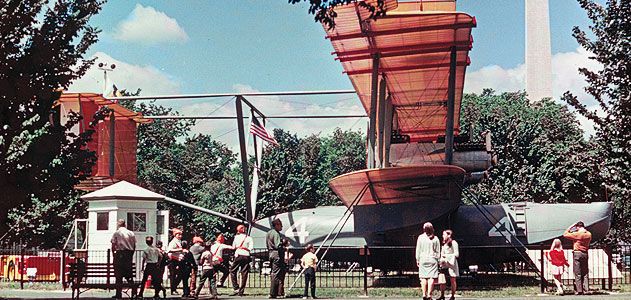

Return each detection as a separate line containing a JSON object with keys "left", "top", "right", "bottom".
{"left": 109, "top": 218, "right": 591, "bottom": 299}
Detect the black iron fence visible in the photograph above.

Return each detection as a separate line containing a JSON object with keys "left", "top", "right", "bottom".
{"left": 1, "top": 244, "right": 630, "bottom": 294}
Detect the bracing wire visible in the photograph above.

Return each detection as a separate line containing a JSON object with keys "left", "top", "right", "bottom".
{"left": 456, "top": 181, "right": 544, "bottom": 279}
{"left": 287, "top": 183, "right": 369, "bottom": 293}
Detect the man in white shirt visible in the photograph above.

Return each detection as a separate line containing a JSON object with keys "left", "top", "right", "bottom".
{"left": 110, "top": 219, "right": 137, "bottom": 299}
{"left": 229, "top": 225, "right": 253, "bottom": 296}
{"left": 213, "top": 234, "right": 232, "bottom": 287}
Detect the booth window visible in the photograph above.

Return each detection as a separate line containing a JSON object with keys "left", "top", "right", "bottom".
{"left": 157, "top": 215, "right": 165, "bottom": 235}
{"left": 97, "top": 212, "right": 109, "bottom": 231}
{"left": 127, "top": 213, "right": 146, "bottom": 232}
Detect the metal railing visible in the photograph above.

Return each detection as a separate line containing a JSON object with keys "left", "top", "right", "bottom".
{"left": 1, "top": 244, "right": 629, "bottom": 294}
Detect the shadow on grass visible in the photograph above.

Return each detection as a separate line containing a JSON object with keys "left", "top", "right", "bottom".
{"left": 373, "top": 273, "right": 540, "bottom": 291}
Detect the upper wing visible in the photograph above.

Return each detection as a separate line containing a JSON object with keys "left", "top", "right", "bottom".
{"left": 325, "top": 2, "right": 475, "bottom": 142}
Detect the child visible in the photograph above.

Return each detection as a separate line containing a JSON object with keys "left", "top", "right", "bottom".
{"left": 195, "top": 242, "right": 217, "bottom": 299}
{"left": 179, "top": 241, "right": 198, "bottom": 298}
{"left": 438, "top": 230, "right": 459, "bottom": 300}
{"left": 155, "top": 241, "right": 168, "bottom": 298}
{"left": 139, "top": 236, "right": 161, "bottom": 299}
{"left": 547, "top": 238, "right": 569, "bottom": 295}
{"left": 300, "top": 244, "right": 318, "bottom": 299}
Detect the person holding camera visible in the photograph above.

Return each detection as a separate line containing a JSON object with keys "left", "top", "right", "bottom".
{"left": 563, "top": 221, "right": 592, "bottom": 295}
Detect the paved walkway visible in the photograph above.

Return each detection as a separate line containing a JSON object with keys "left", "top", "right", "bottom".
{"left": 1, "top": 289, "right": 631, "bottom": 300}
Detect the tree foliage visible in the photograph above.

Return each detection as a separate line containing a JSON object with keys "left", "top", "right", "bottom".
{"left": 257, "top": 128, "right": 365, "bottom": 217}
{"left": 460, "top": 90, "right": 603, "bottom": 206}
{"left": 0, "top": 0, "right": 104, "bottom": 247}
{"left": 121, "top": 100, "right": 243, "bottom": 241}
{"left": 561, "top": 0, "right": 631, "bottom": 241}
{"left": 290, "top": 0, "right": 386, "bottom": 29}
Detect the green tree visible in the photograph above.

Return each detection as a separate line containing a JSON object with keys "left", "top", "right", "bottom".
{"left": 291, "top": 0, "right": 387, "bottom": 29}
{"left": 0, "top": 0, "right": 104, "bottom": 246}
{"left": 121, "top": 100, "right": 240, "bottom": 240}
{"left": 316, "top": 128, "right": 366, "bottom": 205}
{"left": 561, "top": 0, "right": 631, "bottom": 241}
{"left": 257, "top": 129, "right": 306, "bottom": 216}
{"left": 257, "top": 128, "right": 365, "bottom": 217}
{"left": 460, "top": 90, "right": 603, "bottom": 205}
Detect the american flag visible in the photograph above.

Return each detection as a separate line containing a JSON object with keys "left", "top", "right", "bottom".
{"left": 249, "top": 116, "right": 279, "bottom": 146}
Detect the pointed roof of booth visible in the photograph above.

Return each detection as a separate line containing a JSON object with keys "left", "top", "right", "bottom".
{"left": 81, "top": 180, "right": 165, "bottom": 201}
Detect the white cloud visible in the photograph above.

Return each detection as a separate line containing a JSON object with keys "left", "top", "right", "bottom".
{"left": 464, "top": 47, "right": 602, "bottom": 136}
{"left": 68, "top": 52, "right": 181, "bottom": 95}
{"left": 180, "top": 84, "right": 366, "bottom": 151}
{"left": 113, "top": 4, "right": 188, "bottom": 45}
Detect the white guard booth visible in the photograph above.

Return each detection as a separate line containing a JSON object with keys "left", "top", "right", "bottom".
{"left": 79, "top": 181, "right": 169, "bottom": 280}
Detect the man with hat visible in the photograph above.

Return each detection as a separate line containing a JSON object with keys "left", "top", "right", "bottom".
{"left": 110, "top": 219, "right": 137, "bottom": 299}
{"left": 230, "top": 224, "right": 253, "bottom": 296}
{"left": 563, "top": 221, "right": 592, "bottom": 295}
{"left": 167, "top": 228, "right": 184, "bottom": 295}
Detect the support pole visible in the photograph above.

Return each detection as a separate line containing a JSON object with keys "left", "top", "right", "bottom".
{"left": 363, "top": 245, "right": 369, "bottom": 296}
{"left": 107, "top": 249, "right": 111, "bottom": 286}
{"left": 607, "top": 245, "right": 613, "bottom": 290}
{"left": 235, "top": 96, "right": 252, "bottom": 224}
{"left": 383, "top": 96, "right": 393, "bottom": 167}
{"left": 376, "top": 76, "right": 387, "bottom": 168}
{"left": 20, "top": 247, "right": 24, "bottom": 289}
{"left": 109, "top": 110, "right": 116, "bottom": 176}
{"left": 540, "top": 243, "right": 545, "bottom": 294}
{"left": 367, "top": 54, "right": 380, "bottom": 169}
{"left": 61, "top": 249, "right": 66, "bottom": 289}
{"left": 445, "top": 47, "right": 457, "bottom": 165}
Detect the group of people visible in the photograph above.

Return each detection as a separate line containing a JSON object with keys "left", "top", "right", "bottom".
{"left": 111, "top": 216, "right": 593, "bottom": 299}
{"left": 163, "top": 225, "right": 251, "bottom": 299}
{"left": 414, "top": 220, "right": 593, "bottom": 299}
{"left": 415, "top": 222, "right": 459, "bottom": 300}
{"left": 109, "top": 219, "right": 246, "bottom": 299}
{"left": 110, "top": 218, "right": 317, "bottom": 299}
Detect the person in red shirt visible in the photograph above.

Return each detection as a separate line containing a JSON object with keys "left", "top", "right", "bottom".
{"left": 546, "top": 238, "right": 569, "bottom": 295}
{"left": 563, "top": 221, "right": 592, "bottom": 295}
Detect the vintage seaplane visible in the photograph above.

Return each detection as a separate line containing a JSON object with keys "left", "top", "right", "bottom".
{"left": 91, "top": 0, "right": 612, "bottom": 270}
{"left": 245, "top": 0, "right": 613, "bottom": 269}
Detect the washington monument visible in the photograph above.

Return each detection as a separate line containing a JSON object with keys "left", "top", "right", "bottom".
{"left": 525, "top": 0, "right": 553, "bottom": 102}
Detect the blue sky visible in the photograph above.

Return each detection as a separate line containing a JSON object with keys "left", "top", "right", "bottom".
{"left": 69, "top": 0, "right": 601, "bottom": 144}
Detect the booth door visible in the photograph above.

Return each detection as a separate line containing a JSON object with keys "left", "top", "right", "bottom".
{"left": 156, "top": 210, "right": 170, "bottom": 245}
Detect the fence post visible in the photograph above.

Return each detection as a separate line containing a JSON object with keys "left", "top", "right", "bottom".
{"left": 60, "top": 249, "right": 66, "bottom": 289}
{"left": 20, "top": 247, "right": 25, "bottom": 290}
{"left": 363, "top": 245, "right": 368, "bottom": 296}
{"left": 539, "top": 243, "right": 545, "bottom": 294}
{"left": 107, "top": 249, "right": 111, "bottom": 286}
{"left": 607, "top": 245, "right": 613, "bottom": 291}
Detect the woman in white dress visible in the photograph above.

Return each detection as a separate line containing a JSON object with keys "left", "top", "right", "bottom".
{"left": 438, "top": 230, "right": 459, "bottom": 300}
{"left": 415, "top": 222, "right": 441, "bottom": 300}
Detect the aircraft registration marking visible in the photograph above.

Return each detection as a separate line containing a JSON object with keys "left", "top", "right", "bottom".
{"left": 285, "top": 217, "right": 310, "bottom": 244}
{"left": 488, "top": 216, "right": 515, "bottom": 240}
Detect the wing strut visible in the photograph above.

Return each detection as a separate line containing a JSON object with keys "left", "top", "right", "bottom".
{"left": 456, "top": 182, "right": 544, "bottom": 280}
{"left": 287, "top": 183, "right": 370, "bottom": 293}
{"left": 163, "top": 196, "right": 247, "bottom": 224}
